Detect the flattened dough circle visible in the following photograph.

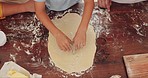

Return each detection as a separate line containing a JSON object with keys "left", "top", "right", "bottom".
{"left": 48, "top": 13, "right": 96, "bottom": 73}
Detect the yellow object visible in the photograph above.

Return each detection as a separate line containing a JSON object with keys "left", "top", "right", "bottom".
{"left": 7, "top": 70, "right": 29, "bottom": 78}
{"left": 0, "top": 2, "right": 5, "bottom": 19}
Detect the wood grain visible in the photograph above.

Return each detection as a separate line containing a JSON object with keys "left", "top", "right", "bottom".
{"left": 124, "top": 53, "right": 148, "bottom": 78}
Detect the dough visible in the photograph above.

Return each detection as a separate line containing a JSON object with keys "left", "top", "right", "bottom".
{"left": 48, "top": 13, "right": 96, "bottom": 73}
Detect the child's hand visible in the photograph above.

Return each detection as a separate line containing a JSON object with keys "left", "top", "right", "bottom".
{"left": 73, "top": 30, "right": 86, "bottom": 50}
{"left": 98, "top": 0, "right": 112, "bottom": 12}
{"left": 55, "top": 31, "right": 72, "bottom": 52}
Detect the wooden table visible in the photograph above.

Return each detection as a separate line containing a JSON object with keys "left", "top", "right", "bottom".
{"left": 124, "top": 53, "right": 148, "bottom": 78}
{"left": 0, "top": 1, "right": 148, "bottom": 78}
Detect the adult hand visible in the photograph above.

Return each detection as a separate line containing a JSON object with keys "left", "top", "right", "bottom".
{"left": 98, "top": 0, "right": 112, "bottom": 11}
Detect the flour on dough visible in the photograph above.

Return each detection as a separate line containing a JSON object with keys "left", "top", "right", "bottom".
{"left": 48, "top": 13, "right": 96, "bottom": 74}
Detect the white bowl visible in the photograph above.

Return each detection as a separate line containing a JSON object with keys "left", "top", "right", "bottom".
{"left": 0, "top": 31, "right": 7, "bottom": 46}
{"left": 112, "top": 0, "right": 146, "bottom": 4}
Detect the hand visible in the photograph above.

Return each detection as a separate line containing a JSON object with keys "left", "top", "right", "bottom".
{"left": 55, "top": 31, "right": 72, "bottom": 52}
{"left": 98, "top": 0, "right": 112, "bottom": 12}
{"left": 73, "top": 30, "right": 86, "bottom": 50}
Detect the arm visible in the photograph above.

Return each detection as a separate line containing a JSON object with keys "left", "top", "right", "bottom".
{"left": 73, "top": 0, "right": 94, "bottom": 50}
{"left": 98, "top": 0, "right": 112, "bottom": 12}
{"left": 35, "top": 2, "right": 72, "bottom": 51}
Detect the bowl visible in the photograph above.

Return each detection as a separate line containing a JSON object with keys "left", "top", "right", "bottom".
{"left": 0, "top": 31, "right": 7, "bottom": 46}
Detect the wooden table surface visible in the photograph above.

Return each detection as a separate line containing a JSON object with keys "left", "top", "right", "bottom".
{"left": 124, "top": 53, "right": 148, "bottom": 78}
{"left": 0, "top": 1, "right": 148, "bottom": 78}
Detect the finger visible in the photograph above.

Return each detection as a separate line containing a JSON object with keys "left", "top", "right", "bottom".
{"left": 83, "top": 42, "right": 86, "bottom": 47}
{"left": 109, "top": 0, "right": 112, "bottom": 11}
{"left": 80, "top": 42, "right": 86, "bottom": 48}
{"left": 98, "top": 0, "right": 103, "bottom": 8}
{"left": 70, "top": 40, "right": 74, "bottom": 45}
{"left": 105, "top": 0, "right": 110, "bottom": 11}
{"left": 106, "top": 0, "right": 111, "bottom": 11}
{"left": 68, "top": 40, "right": 73, "bottom": 51}
{"left": 109, "top": 0, "right": 112, "bottom": 6}
{"left": 74, "top": 43, "right": 78, "bottom": 50}
{"left": 79, "top": 44, "right": 82, "bottom": 48}
{"left": 65, "top": 42, "right": 72, "bottom": 52}
{"left": 63, "top": 43, "right": 70, "bottom": 52}
{"left": 75, "top": 44, "right": 78, "bottom": 50}
{"left": 102, "top": 0, "right": 106, "bottom": 8}
{"left": 60, "top": 45, "right": 66, "bottom": 51}
{"left": 78, "top": 42, "right": 84, "bottom": 50}
{"left": 77, "top": 44, "right": 81, "bottom": 50}
{"left": 63, "top": 38, "right": 72, "bottom": 51}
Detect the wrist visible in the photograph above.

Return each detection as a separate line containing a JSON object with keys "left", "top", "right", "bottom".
{"left": 78, "top": 25, "right": 88, "bottom": 32}
{"left": 52, "top": 29, "right": 63, "bottom": 38}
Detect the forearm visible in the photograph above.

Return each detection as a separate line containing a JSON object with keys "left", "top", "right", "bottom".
{"left": 36, "top": 11, "right": 59, "bottom": 34}
{"left": 35, "top": 2, "right": 60, "bottom": 37}
{"left": 79, "top": 0, "right": 94, "bottom": 32}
